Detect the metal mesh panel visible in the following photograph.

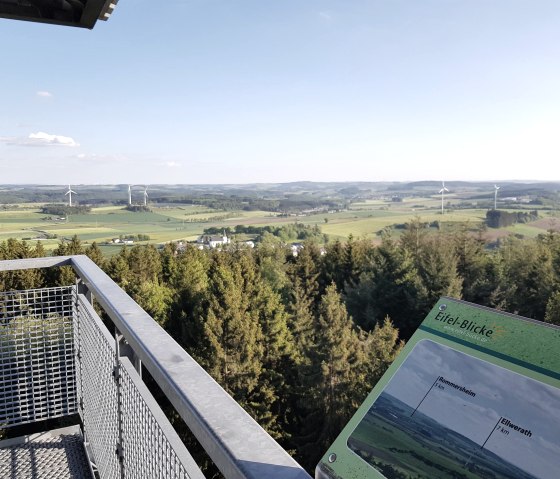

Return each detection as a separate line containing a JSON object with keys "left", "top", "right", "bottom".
{"left": 0, "top": 286, "right": 77, "bottom": 428}
{"left": 0, "top": 427, "right": 91, "bottom": 479}
{"left": 76, "top": 294, "right": 204, "bottom": 479}
{"left": 119, "top": 359, "right": 204, "bottom": 479}
{"left": 75, "top": 295, "right": 120, "bottom": 479}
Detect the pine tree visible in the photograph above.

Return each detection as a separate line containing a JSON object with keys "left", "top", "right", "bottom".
{"left": 194, "top": 251, "right": 264, "bottom": 412}
{"left": 500, "top": 238, "right": 555, "bottom": 319}
{"left": 400, "top": 216, "right": 429, "bottom": 261}
{"left": 295, "top": 284, "right": 363, "bottom": 469}
{"left": 287, "top": 241, "right": 322, "bottom": 305}
{"left": 0, "top": 239, "right": 44, "bottom": 290}
{"left": 545, "top": 291, "right": 560, "bottom": 325}
{"left": 254, "top": 232, "right": 290, "bottom": 294}
{"left": 252, "top": 281, "right": 296, "bottom": 439}
{"left": 106, "top": 247, "right": 132, "bottom": 288}
{"left": 49, "top": 235, "right": 85, "bottom": 286}
{"left": 345, "top": 237, "right": 424, "bottom": 338}
{"left": 85, "top": 241, "right": 106, "bottom": 269}
{"left": 167, "top": 245, "right": 211, "bottom": 350}
{"left": 132, "top": 280, "right": 174, "bottom": 326}
{"left": 287, "top": 276, "right": 316, "bottom": 363}
{"left": 416, "top": 234, "right": 463, "bottom": 307}
{"left": 160, "top": 243, "right": 178, "bottom": 284}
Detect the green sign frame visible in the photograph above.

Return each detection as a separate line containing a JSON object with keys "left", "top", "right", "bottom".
{"left": 316, "top": 297, "right": 560, "bottom": 479}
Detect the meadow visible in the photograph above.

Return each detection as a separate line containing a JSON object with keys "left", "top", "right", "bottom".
{"left": 0, "top": 192, "right": 557, "bottom": 255}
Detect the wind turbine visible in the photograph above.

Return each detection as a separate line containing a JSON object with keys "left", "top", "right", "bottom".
{"left": 128, "top": 185, "right": 132, "bottom": 205}
{"left": 439, "top": 181, "right": 449, "bottom": 215}
{"left": 65, "top": 184, "right": 76, "bottom": 207}
{"left": 143, "top": 186, "right": 148, "bottom": 206}
{"left": 494, "top": 184, "right": 500, "bottom": 210}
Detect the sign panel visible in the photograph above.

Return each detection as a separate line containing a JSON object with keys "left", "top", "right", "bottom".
{"left": 316, "top": 298, "right": 560, "bottom": 479}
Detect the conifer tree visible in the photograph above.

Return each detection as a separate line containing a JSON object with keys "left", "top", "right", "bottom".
{"left": 320, "top": 239, "right": 348, "bottom": 292}
{"left": 544, "top": 291, "right": 560, "bottom": 325}
{"left": 290, "top": 283, "right": 365, "bottom": 469}
{"left": 314, "top": 284, "right": 362, "bottom": 446}
{"left": 500, "top": 238, "right": 555, "bottom": 319}
{"left": 132, "top": 280, "right": 174, "bottom": 326}
{"left": 127, "top": 245, "right": 162, "bottom": 284}
{"left": 106, "top": 247, "right": 132, "bottom": 288}
{"left": 345, "top": 237, "right": 424, "bottom": 338}
{"left": 416, "top": 234, "right": 463, "bottom": 307}
{"left": 0, "top": 239, "right": 44, "bottom": 290}
{"left": 287, "top": 276, "right": 316, "bottom": 363}
{"left": 49, "top": 235, "right": 84, "bottom": 285}
{"left": 400, "top": 217, "right": 429, "bottom": 260}
{"left": 167, "top": 245, "right": 211, "bottom": 350}
{"left": 160, "top": 242, "right": 178, "bottom": 283}
{"left": 194, "top": 251, "right": 264, "bottom": 413}
{"left": 355, "top": 317, "right": 403, "bottom": 400}
{"left": 85, "top": 241, "right": 106, "bottom": 269}
{"left": 254, "top": 233, "right": 290, "bottom": 294}
{"left": 287, "top": 240, "right": 322, "bottom": 308}
{"left": 252, "top": 281, "right": 296, "bottom": 439}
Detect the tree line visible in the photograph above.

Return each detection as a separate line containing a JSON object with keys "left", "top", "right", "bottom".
{"left": 2, "top": 220, "right": 560, "bottom": 472}
{"left": 486, "top": 209, "right": 539, "bottom": 228}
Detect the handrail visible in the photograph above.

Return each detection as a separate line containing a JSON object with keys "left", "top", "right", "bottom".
{"left": 0, "top": 256, "right": 72, "bottom": 271}
{"left": 0, "top": 255, "right": 312, "bottom": 479}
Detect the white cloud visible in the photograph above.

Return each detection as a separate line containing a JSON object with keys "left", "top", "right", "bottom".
{"left": 159, "top": 161, "right": 181, "bottom": 168}
{"left": 36, "top": 91, "right": 53, "bottom": 98}
{"left": 29, "top": 132, "right": 79, "bottom": 146}
{"left": 1, "top": 131, "right": 80, "bottom": 147}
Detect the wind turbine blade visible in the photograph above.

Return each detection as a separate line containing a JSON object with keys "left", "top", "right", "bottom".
{"left": 444, "top": 187, "right": 449, "bottom": 192}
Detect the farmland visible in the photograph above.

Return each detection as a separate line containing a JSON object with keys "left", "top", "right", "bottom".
{"left": 1, "top": 182, "right": 559, "bottom": 255}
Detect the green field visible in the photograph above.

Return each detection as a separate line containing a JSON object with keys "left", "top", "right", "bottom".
{"left": 348, "top": 392, "right": 538, "bottom": 479}
{"left": 0, "top": 197, "right": 556, "bottom": 253}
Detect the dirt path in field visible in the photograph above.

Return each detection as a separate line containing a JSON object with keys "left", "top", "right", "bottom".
{"left": 480, "top": 229, "right": 512, "bottom": 242}
{"left": 528, "top": 217, "right": 560, "bottom": 231}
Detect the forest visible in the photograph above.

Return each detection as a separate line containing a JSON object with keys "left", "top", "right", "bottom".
{"left": 1, "top": 220, "right": 560, "bottom": 474}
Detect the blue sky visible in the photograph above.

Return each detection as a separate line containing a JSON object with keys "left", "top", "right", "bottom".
{"left": 1, "top": 1, "right": 560, "bottom": 184}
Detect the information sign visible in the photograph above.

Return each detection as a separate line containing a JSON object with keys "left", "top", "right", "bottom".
{"left": 316, "top": 297, "right": 560, "bottom": 479}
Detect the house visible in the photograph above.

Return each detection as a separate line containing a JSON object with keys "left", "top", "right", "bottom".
{"left": 290, "top": 242, "right": 304, "bottom": 256}
{"left": 196, "top": 233, "right": 230, "bottom": 249}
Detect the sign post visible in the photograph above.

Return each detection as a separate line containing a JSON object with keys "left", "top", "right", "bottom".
{"left": 316, "top": 297, "right": 560, "bottom": 479}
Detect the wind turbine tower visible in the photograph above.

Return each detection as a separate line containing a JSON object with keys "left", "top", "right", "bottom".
{"left": 494, "top": 184, "right": 500, "bottom": 210}
{"left": 65, "top": 184, "right": 77, "bottom": 207}
{"left": 143, "top": 186, "right": 148, "bottom": 206}
{"left": 128, "top": 185, "right": 132, "bottom": 206}
{"left": 439, "top": 181, "right": 449, "bottom": 215}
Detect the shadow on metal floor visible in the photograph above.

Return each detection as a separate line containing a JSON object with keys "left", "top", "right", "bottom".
{"left": 0, "top": 426, "right": 92, "bottom": 479}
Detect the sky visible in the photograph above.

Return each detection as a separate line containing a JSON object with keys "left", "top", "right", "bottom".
{"left": 1, "top": 0, "right": 560, "bottom": 184}
{"left": 377, "top": 340, "right": 560, "bottom": 479}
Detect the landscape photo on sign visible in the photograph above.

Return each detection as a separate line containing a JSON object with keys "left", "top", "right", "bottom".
{"left": 347, "top": 340, "right": 560, "bottom": 479}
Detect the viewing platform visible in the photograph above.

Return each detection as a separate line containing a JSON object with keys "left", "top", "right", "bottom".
{"left": 0, "top": 256, "right": 311, "bottom": 479}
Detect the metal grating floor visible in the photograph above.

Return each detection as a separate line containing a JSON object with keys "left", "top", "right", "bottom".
{"left": 0, "top": 426, "right": 92, "bottom": 479}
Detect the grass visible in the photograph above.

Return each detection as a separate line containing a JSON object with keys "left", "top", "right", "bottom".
{"left": 0, "top": 202, "right": 556, "bottom": 254}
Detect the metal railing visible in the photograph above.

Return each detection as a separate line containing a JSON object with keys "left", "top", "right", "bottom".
{"left": 0, "top": 255, "right": 311, "bottom": 479}
{"left": 0, "top": 286, "right": 77, "bottom": 428}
